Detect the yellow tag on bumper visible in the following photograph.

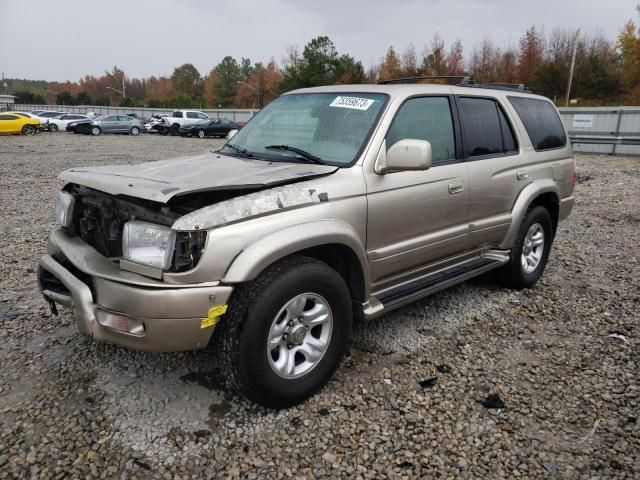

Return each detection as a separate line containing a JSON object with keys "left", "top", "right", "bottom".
{"left": 200, "top": 304, "right": 228, "bottom": 329}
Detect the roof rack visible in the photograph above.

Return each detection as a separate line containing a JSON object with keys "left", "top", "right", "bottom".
{"left": 377, "top": 75, "right": 474, "bottom": 85}
{"left": 377, "top": 75, "right": 530, "bottom": 92}
{"left": 462, "top": 82, "right": 530, "bottom": 92}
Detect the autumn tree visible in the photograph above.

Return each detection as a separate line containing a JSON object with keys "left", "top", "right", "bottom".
{"left": 618, "top": 5, "right": 640, "bottom": 102}
{"left": 446, "top": 40, "right": 465, "bottom": 76}
{"left": 469, "top": 38, "right": 500, "bottom": 82}
{"left": 235, "top": 59, "right": 282, "bottom": 108}
{"left": 421, "top": 34, "right": 447, "bottom": 77}
{"left": 206, "top": 56, "right": 242, "bottom": 107}
{"left": 401, "top": 43, "right": 418, "bottom": 77}
{"left": 378, "top": 46, "right": 402, "bottom": 81}
{"left": 518, "top": 26, "right": 545, "bottom": 84}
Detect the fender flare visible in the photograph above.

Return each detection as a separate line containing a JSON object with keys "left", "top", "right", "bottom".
{"left": 499, "top": 179, "right": 560, "bottom": 249}
{"left": 222, "top": 219, "right": 369, "bottom": 293}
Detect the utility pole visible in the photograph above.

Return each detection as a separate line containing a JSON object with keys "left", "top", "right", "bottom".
{"left": 565, "top": 28, "right": 580, "bottom": 107}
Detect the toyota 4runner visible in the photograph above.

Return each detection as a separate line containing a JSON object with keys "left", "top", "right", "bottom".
{"left": 38, "top": 81, "right": 575, "bottom": 408}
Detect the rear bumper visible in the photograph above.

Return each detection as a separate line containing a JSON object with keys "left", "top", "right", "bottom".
{"left": 559, "top": 195, "right": 575, "bottom": 221}
{"left": 38, "top": 229, "right": 233, "bottom": 352}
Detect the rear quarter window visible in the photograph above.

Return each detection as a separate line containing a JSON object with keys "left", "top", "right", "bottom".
{"left": 508, "top": 97, "right": 567, "bottom": 151}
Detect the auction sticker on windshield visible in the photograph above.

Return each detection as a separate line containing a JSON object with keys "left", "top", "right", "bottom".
{"left": 329, "top": 96, "right": 375, "bottom": 110}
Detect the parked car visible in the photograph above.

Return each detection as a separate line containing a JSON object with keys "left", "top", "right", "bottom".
{"left": 0, "top": 112, "right": 41, "bottom": 135}
{"left": 32, "top": 111, "right": 67, "bottom": 131}
{"left": 48, "top": 114, "right": 89, "bottom": 132}
{"left": 38, "top": 81, "right": 575, "bottom": 409}
{"left": 157, "top": 110, "right": 209, "bottom": 135}
{"left": 144, "top": 115, "right": 166, "bottom": 133}
{"left": 74, "top": 115, "right": 144, "bottom": 136}
{"left": 179, "top": 117, "right": 243, "bottom": 138}
{"left": 66, "top": 118, "right": 93, "bottom": 133}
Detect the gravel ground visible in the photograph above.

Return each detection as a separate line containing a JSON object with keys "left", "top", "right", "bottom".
{"left": 0, "top": 132, "right": 638, "bottom": 479}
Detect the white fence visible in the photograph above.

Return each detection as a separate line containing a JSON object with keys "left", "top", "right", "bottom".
{"left": 14, "top": 104, "right": 259, "bottom": 123}
{"left": 558, "top": 106, "right": 640, "bottom": 156}
{"left": 10, "top": 103, "right": 640, "bottom": 155}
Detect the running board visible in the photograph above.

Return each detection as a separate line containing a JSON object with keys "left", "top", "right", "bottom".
{"left": 373, "top": 256, "right": 506, "bottom": 313}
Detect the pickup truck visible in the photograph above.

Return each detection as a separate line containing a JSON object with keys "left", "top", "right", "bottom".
{"left": 157, "top": 110, "right": 210, "bottom": 135}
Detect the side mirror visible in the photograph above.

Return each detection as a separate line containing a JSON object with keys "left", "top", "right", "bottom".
{"left": 227, "top": 129, "right": 239, "bottom": 140}
{"left": 375, "top": 139, "right": 433, "bottom": 174}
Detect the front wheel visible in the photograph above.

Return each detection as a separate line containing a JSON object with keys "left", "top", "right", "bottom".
{"left": 495, "top": 205, "right": 553, "bottom": 290}
{"left": 130, "top": 126, "right": 140, "bottom": 136}
{"left": 197, "top": 129, "right": 205, "bottom": 138}
{"left": 90, "top": 126, "right": 101, "bottom": 136}
{"left": 22, "top": 125, "right": 36, "bottom": 136}
{"left": 169, "top": 124, "right": 180, "bottom": 136}
{"left": 214, "top": 256, "right": 352, "bottom": 408}
{"left": 48, "top": 123, "right": 58, "bottom": 132}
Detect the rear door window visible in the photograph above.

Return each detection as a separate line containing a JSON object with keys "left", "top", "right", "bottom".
{"left": 386, "top": 96, "right": 456, "bottom": 164}
{"left": 186, "top": 112, "right": 199, "bottom": 119}
{"left": 508, "top": 96, "right": 566, "bottom": 151}
{"left": 458, "top": 97, "right": 518, "bottom": 158}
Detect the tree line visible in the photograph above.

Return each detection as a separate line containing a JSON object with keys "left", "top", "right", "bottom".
{"left": 7, "top": 5, "right": 640, "bottom": 108}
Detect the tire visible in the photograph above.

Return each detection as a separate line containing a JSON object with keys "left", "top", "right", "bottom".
{"left": 49, "top": 123, "right": 58, "bottom": 132}
{"left": 197, "top": 129, "right": 205, "bottom": 139}
{"left": 90, "top": 126, "right": 101, "bottom": 136}
{"left": 169, "top": 124, "right": 180, "bottom": 136}
{"left": 495, "top": 205, "right": 554, "bottom": 290}
{"left": 130, "top": 126, "right": 140, "bottom": 136}
{"left": 214, "top": 256, "right": 352, "bottom": 408}
{"left": 21, "top": 125, "right": 36, "bottom": 136}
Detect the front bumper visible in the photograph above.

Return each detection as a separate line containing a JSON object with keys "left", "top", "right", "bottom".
{"left": 38, "top": 228, "right": 233, "bottom": 352}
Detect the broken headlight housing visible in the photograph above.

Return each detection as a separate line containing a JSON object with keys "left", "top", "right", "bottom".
{"left": 172, "top": 231, "right": 207, "bottom": 272}
{"left": 122, "top": 221, "right": 175, "bottom": 270}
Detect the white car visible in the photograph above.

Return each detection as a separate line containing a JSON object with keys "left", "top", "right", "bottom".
{"left": 48, "top": 114, "right": 89, "bottom": 132}
{"left": 32, "top": 111, "right": 67, "bottom": 131}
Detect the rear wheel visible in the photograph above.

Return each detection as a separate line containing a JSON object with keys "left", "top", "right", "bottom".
{"left": 90, "top": 126, "right": 101, "bottom": 136}
{"left": 495, "top": 205, "right": 553, "bottom": 289}
{"left": 48, "top": 123, "right": 58, "bottom": 132}
{"left": 197, "top": 129, "right": 205, "bottom": 138}
{"left": 22, "top": 125, "right": 36, "bottom": 136}
{"left": 130, "top": 126, "right": 140, "bottom": 136}
{"left": 214, "top": 256, "right": 352, "bottom": 408}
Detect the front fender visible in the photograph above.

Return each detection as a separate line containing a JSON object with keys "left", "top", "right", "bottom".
{"left": 499, "top": 179, "right": 560, "bottom": 249}
{"left": 222, "top": 219, "right": 369, "bottom": 291}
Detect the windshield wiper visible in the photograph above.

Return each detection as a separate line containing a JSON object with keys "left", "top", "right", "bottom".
{"left": 222, "top": 143, "right": 253, "bottom": 158}
{"left": 265, "top": 145, "right": 327, "bottom": 165}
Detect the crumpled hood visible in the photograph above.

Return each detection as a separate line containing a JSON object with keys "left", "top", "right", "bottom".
{"left": 59, "top": 151, "right": 338, "bottom": 203}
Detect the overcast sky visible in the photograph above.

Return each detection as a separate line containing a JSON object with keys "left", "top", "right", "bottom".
{"left": 0, "top": 0, "right": 636, "bottom": 81}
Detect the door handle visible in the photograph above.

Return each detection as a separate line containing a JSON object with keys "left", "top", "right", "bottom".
{"left": 517, "top": 170, "right": 529, "bottom": 180}
{"left": 448, "top": 181, "right": 464, "bottom": 194}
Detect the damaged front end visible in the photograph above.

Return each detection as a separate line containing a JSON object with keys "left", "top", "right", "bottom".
{"left": 63, "top": 184, "right": 208, "bottom": 276}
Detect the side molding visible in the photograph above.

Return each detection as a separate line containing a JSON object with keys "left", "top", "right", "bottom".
{"left": 222, "top": 219, "right": 369, "bottom": 293}
{"left": 499, "top": 179, "right": 560, "bottom": 249}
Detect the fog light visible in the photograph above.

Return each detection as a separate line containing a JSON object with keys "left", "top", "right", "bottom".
{"left": 96, "top": 309, "right": 145, "bottom": 336}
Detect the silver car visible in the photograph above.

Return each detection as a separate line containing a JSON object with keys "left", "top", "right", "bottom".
{"left": 77, "top": 114, "right": 144, "bottom": 136}
{"left": 39, "top": 79, "right": 575, "bottom": 408}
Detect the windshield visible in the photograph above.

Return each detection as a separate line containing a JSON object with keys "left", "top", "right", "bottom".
{"left": 222, "top": 92, "right": 387, "bottom": 166}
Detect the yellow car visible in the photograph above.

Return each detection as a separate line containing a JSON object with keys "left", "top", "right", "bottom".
{"left": 0, "top": 112, "right": 41, "bottom": 135}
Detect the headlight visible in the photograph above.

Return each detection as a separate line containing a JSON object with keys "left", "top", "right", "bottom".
{"left": 55, "top": 191, "right": 75, "bottom": 228}
{"left": 122, "top": 221, "right": 175, "bottom": 270}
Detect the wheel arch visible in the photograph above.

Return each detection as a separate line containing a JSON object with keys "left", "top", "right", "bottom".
{"left": 499, "top": 179, "right": 560, "bottom": 249}
{"left": 222, "top": 220, "right": 370, "bottom": 302}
